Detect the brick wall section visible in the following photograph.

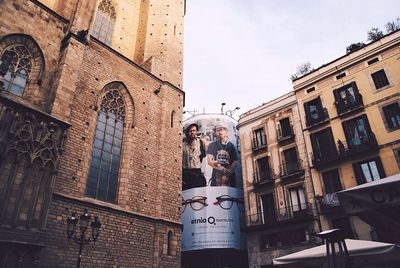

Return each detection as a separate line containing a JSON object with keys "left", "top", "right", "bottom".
{"left": 0, "top": 0, "right": 67, "bottom": 113}
{"left": 41, "top": 195, "right": 181, "bottom": 268}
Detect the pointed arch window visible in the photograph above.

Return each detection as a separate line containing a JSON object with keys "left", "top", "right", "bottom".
{"left": 92, "top": 0, "right": 116, "bottom": 45}
{"left": 86, "top": 88, "right": 126, "bottom": 203}
{"left": 167, "top": 231, "right": 173, "bottom": 255}
{"left": 1, "top": 45, "right": 33, "bottom": 96}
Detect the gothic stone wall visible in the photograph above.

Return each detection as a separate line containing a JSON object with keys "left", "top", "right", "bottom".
{"left": 0, "top": 0, "right": 183, "bottom": 267}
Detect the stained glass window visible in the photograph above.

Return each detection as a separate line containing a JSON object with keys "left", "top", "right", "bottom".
{"left": 92, "top": 0, "right": 116, "bottom": 46}
{"left": 1, "top": 45, "right": 32, "bottom": 96}
{"left": 86, "top": 88, "right": 126, "bottom": 203}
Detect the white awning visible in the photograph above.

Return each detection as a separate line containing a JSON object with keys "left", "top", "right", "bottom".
{"left": 273, "top": 239, "right": 400, "bottom": 267}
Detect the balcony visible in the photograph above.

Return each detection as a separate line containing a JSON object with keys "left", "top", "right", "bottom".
{"left": 253, "top": 170, "right": 274, "bottom": 187}
{"left": 246, "top": 203, "right": 314, "bottom": 229}
{"left": 334, "top": 93, "right": 364, "bottom": 116}
{"left": 280, "top": 160, "right": 304, "bottom": 180}
{"left": 252, "top": 135, "right": 267, "bottom": 152}
{"left": 305, "top": 108, "right": 329, "bottom": 128}
{"left": 317, "top": 193, "right": 342, "bottom": 213}
{"left": 312, "top": 132, "right": 378, "bottom": 169}
{"left": 277, "top": 125, "right": 295, "bottom": 143}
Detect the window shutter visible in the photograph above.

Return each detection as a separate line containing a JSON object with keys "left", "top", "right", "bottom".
{"left": 375, "top": 157, "right": 386, "bottom": 179}
{"left": 352, "top": 162, "right": 365, "bottom": 185}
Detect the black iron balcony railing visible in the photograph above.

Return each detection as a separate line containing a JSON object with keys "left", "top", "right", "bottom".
{"left": 305, "top": 108, "right": 329, "bottom": 128}
{"left": 334, "top": 93, "right": 364, "bottom": 115}
{"left": 246, "top": 203, "right": 313, "bottom": 227}
{"left": 312, "top": 132, "right": 378, "bottom": 169}
{"left": 280, "top": 159, "right": 304, "bottom": 179}
{"left": 252, "top": 135, "right": 267, "bottom": 151}
{"left": 317, "top": 192, "right": 341, "bottom": 213}
{"left": 277, "top": 125, "right": 295, "bottom": 142}
{"left": 253, "top": 169, "right": 274, "bottom": 185}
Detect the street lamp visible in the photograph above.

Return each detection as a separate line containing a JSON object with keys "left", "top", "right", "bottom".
{"left": 66, "top": 209, "right": 101, "bottom": 268}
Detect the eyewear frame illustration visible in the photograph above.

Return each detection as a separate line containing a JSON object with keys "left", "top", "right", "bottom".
{"left": 181, "top": 196, "right": 208, "bottom": 213}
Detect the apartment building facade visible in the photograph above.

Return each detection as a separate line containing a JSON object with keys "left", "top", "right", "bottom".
{"left": 237, "top": 92, "right": 320, "bottom": 267}
{"left": 293, "top": 30, "right": 400, "bottom": 243}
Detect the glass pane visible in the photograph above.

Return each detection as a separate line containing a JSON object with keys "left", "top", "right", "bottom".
{"left": 91, "top": 157, "right": 101, "bottom": 168}
{"left": 99, "top": 112, "right": 107, "bottom": 123}
{"left": 13, "top": 70, "right": 27, "bottom": 86}
{"left": 10, "top": 84, "right": 25, "bottom": 96}
{"left": 103, "top": 142, "right": 112, "bottom": 153}
{"left": 116, "top": 120, "right": 124, "bottom": 130}
{"left": 112, "top": 147, "right": 120, "bottom": 155}
{"left": 101, "top": 151, "right": 111, "bottom": 162}
{"left": 369, "top": 161, "right": 380, "bottom": 180}
{"left": 92, "top": 147, "right": 102, "bottom": 159}
{"left": 115, "top": 129, "right": 123, "bottom": 139}
{"left": 298, "top": 189, "right": 306, "bottom": 210}
{"left": 105, "top": 134, "right": 113, "bottom": 143}
{"left": 94, "top": 138, "right": 103, "bottom": 149}
{"left": 97, "top": 170, "right": 109, "bottom": 200}
{"left": 3, "top": 70, "right": 12, "bottom": 90}
{"left": 86, "top": 176, "right": 97, "bottom": 198}
{"left": 92, "top": 12, "right": 102, "bottom": 37}
{"left": 114, "top": 137, "right": 122, "bottom": 147}
{"left": 88, "top": 165, "right": 100, "bottom": 178}
{"left": 111, "top": 159, "right": 120, "bottom": 174}
{"left": 106, "top": 125, "right": 115, "bottom": 135}
{"left": 290, "top": 190, "right": 299, "bottom": 211}
{"left": 361, "top": 163, "right": 372, "bottom": 182}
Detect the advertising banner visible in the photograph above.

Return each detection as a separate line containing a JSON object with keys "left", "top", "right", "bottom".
{"left": 181, "top": 186, "right": 245, "bottom": 251}
{"left": 181, "top": 115, "right": 245, "bottom": 252}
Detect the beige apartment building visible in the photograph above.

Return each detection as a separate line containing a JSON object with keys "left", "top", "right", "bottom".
{"left": 237, "top": 92, "right": 320, "bottom": 268}
{"left": 293, "top": 30, "right": 400, "bottom": 243}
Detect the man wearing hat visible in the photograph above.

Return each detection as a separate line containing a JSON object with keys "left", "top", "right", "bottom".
{"left": 182, "top": 123, "right": 207, "bottom": 190}
{"left": 207, "top": 122, "right": 238, "bottom": 187}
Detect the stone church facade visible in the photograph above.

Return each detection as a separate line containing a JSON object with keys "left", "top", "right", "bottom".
{"left": 0, "top": 0, "right": 184, "bottom": 267}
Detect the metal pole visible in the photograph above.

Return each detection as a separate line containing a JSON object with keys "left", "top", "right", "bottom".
{"left": 77, "top": 241, "right": 83, "bottom": 268}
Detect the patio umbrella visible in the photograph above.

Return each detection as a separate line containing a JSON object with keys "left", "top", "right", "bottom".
{"left": 337, "top": 173, "right": 400, "bottom": 242}
{"left": 272, "top": 239, "right": 400, "bottom": 267}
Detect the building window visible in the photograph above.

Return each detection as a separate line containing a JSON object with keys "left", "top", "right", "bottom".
{"left": 394, "top": 148, "right": 400, "bottom": 168}
{"left": 289, "top": 186, "right": 307, "bottom": 213}
{"left": 353, "top": 157, "right": 386, "bottom": 185}
{"left": 371, "top": 69, "right": 389, "bottom": 90}
{"left": 333, "top": 82, "right": 363, "bottom": 114}
{"left": 382, "top": 102, "right": 400, "bottom": 131}
{"left": 92, "top": 0, "right": 116, "bottom": 45}
{"left": 255, "top": 156, "right": 271, "bottom": 183}
{"left": 86, "top": 88, "right": 126, "bottom": 202}
{"left": 310, "top": 127, "right": 337, "bottom": 163}
{"left": 304, "top": 97, "right": 328, "bottom": 127}
{"left": 281, "top": 147, "right": 301, "bottom": 175}
{"left": 277, "top": 117, "right": 293, "bottom": 140}
{"left": 1, "top": 45, "right": 32, "bottom": 96}
{"left": 167, "top": 231, "right": 173, "bottom": 255}
{"left": 322, "top": 169, "right": 342, "bottom": 194}
{"left": 261, "top": 193, "right": 276, "bottom": 225}
{"left": 252, "top": 127, "right": 267, "bottom": 150}
{"left": 342, "top": 115, "right": 373, "bottom": 148}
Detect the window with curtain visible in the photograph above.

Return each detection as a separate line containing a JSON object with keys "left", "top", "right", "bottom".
{"left": 1, "top": 45, "right": 32, "bottom": 96}
{"left": 289, "top": 187, "right": 306, "bottom": 212}
{"left": 92, "top": 0, "right": 116, "bottom": 45}
{"left": 86, "top": 88, "right": 126, "bottom": 203}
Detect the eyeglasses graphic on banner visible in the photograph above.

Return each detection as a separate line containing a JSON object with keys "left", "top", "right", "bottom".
{"left": 213, "top": 195, "right": 245, "bottom": 212}
{"left": 181, "top": 196, "right": 208, "bottom": 214}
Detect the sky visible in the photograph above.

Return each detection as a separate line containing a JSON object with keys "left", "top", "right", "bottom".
{"left": 182, "top": 0, "right": 399, "bottom": 120}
